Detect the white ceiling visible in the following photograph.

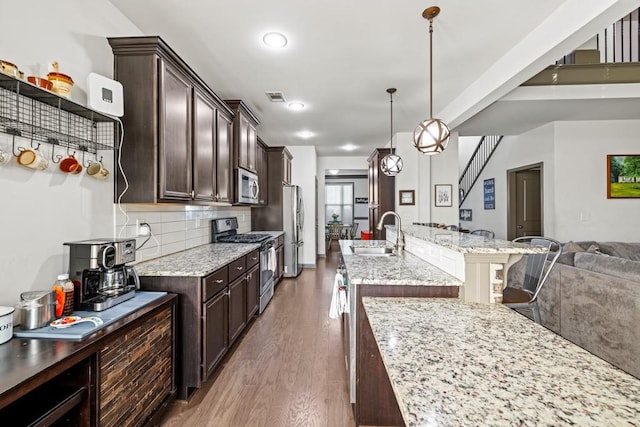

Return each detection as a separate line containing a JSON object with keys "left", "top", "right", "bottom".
{"left": 107, "top": 0, "right": 640, "bottom": 157}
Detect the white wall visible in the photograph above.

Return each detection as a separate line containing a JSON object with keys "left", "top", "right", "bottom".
{"left": 459, "top": 120, "right": 640, "bottom": 242}
{"left": 317, "top": 156, "right": 368, "bottom": 255}
{"left": 287, "top": 145, "right": 317, "bottom": 267}
{"left": 0, "top": 1, "right": 254, "bottom": 307}
{"left": 552, "top": 120, "right": 640, "bottom": 242}
{"left": 0, "top": 1, "right": 142, "bottom": 307}
{"left": 459, "top": 124, "right": 556, "bottom": 239}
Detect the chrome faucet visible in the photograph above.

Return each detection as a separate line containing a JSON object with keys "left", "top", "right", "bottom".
{"left": 376, "top": 211, "right": 404, "bottom": 252}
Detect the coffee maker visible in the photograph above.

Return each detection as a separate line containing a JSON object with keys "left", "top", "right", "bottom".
{"left": 64, "top": 238, "right": 140, "bottom": 311}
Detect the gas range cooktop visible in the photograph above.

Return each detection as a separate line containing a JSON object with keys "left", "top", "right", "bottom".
{"left": 216, "top": 233, "right": 271, "bottom": 244}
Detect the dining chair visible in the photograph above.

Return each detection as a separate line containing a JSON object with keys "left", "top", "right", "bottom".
{"left": 502, "top": 236, "right": 562, "bottom": 324}
{"left": 349, "top": 223, "right": 360, "bottom": 240}
{"left": 470, "top": 229, "right": 495, "bottom": 238}
{"left": 326, "top": 223, "right": 343, "bottom": 252}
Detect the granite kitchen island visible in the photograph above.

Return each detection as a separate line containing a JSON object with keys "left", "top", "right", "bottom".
{"left": 338, "top": 240, "right": 462, "bottom": 425}
{"left": 363, "top": 297, "right": 640, "bottom": 426}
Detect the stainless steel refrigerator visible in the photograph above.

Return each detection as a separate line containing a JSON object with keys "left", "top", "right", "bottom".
{"left": 282, "top": 185, "right": 304, "bottom": 277}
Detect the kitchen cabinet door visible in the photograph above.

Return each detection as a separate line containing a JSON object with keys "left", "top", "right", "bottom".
{"left": 193, "top": 89, "right": 216, "bottom": 201}
{"left": 226, "top": 100, "right": 260, "bottom": 175}
{"left": 228, "top": 276, "right": 246, "bottom": 345}
{"left": 216, "top": 110, "right": 233, "bottom": 202}
{"left": 159, "top": 59, "right": 193, "bottom": 200}
{"left": 203, "top": 289, "right": 228, "bottom": 380}
{"left": 246, "top": 263, "right": 260, "bottom": 319}
{"left": 256, "top": 139, "right": 268, "bottom": 205}
{"left": 282, "top": 151, "right": 292, "bottom": 185}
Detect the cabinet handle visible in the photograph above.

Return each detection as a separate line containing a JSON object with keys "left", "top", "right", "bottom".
{"left": 191, "top": 190, "right": 195, "bottom": 198}
{"left": 236, "top": 266, "right": 243, "bottom": 270}
{"left": 215, "top": 279, "right": 223, "bottom": 283}
{"left": 251, "top": 256, "right": 258, "bottom": 261}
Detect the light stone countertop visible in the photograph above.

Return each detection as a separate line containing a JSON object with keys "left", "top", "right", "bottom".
{"left": 387, "top": 224, "right": 546, "bottom": 254}
{"left": 363, "top": 297, "right": 640, "bottom": 427}
{"left": 339, "top": 240, "right": 462, "bottom": 287}
{"left": 134, "top": 231, "right": 283, "bottom": 277}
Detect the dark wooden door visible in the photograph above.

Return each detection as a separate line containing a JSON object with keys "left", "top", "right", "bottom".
{"left": 193, "top": 89, "right": 216, "bottom": 201}
{"left": 159, "top": 59, "right": 192, "bottom": 200}
{"left": 203, "top": 289, "right": 228, "bottom": 380}
{"left": 246, "top": 264, "right": 260, "bottom": 319}
{"left": 515, "top": 169, "right": 542, "bottom": 237}
{"left": 216, "top": 110, "right": 233, "bottom": 202}
{"left": 228, "top": 276, "right": 246, "bottom": 345}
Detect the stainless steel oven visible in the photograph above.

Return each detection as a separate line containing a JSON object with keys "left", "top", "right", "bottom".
{"left": 259, "top": 238, "right": 276, "bottom": 314}
{"left": 236, "top": 168, "right": 259, "bottom": 205}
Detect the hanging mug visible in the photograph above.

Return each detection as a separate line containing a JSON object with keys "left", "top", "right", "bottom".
{"left": 87, "top": 161, "right": 109, "bottom": 180}
{"left": 17, "top": 148, "right": 49, "bottom": 170}
{"left": 59, "top": 154, "right": 80, "bottom": 174}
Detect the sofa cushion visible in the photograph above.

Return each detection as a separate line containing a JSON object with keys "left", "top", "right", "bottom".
{"left": 574, "top": 252, "right": 640, "bottom": 283}
{"left": 597, "top": 242, "right": 640, "bottom": 262}
{"left": 563, "top": 241, "right": 585, "bottom": 253}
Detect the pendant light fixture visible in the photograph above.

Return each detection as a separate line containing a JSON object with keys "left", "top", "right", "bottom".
{"left": 380, "top": 88, "right": 403, "bottom": 176}
{"left": 413, "top": 6, "right": 450, "bottom": 155}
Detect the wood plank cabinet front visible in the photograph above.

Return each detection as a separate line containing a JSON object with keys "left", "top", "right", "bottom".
{"left": 108, "top": 36, "right": 234, "bottom": 204}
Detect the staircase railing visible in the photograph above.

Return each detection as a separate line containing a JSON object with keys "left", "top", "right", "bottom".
{"left": 458, "top": 135, "right": 503, "bottom": 206}
{"left": 558, "top": 8, "right": 639, "bottom": 64}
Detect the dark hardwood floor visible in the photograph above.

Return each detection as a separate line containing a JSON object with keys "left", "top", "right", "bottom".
{"left": 159, "top": 249, "right": 355, "bottom": 427}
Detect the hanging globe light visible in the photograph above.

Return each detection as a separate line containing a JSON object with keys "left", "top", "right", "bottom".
{"left": 380, "top": 88, "right": 403, "bottom": 176}
{"left": 414, "top": 6, "right": 450, "bottom": 155}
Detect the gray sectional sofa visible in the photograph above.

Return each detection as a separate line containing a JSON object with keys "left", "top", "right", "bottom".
{"left": 507, "top": 241, "right": 640, "bottom": 379}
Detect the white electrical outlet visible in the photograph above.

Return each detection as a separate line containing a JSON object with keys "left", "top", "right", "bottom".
{"left": 136, "top": 219, "right": 150, "bottom": 236}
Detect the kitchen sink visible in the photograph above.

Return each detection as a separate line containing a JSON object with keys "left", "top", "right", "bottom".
{"left": 349, "top": 246, "right": 396, "bottom": 256}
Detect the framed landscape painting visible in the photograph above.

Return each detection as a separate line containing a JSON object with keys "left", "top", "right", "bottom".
{"left": 607, "top": 155, "right": 640, "bottom": 199}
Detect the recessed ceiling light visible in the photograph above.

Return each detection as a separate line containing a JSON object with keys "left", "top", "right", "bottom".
{"left": 288, "top": 102, "right": 304, "bottom": 111}
{"left": 297, "top": 130, "right": 315, "bottom": 139}
{"left": 341, "top": 143, "right": 358, "bottom": 151}
{"left": 263, "top": 32, "right": 288, "bottom": 48}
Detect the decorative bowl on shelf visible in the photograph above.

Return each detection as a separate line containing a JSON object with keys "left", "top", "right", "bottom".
{"left": 47, "top": 61, "right": 74, "bottom": 98}
{"left": 27, "top": 76, "right": 53, "bottom": 90}
{"left": 0, "top": 60, "right": 20, "bottom": 78}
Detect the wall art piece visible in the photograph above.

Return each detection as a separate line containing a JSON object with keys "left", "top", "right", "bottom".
{"left": 434, "top": 184, "right": 452, "bottom": 207}
{"left": 483, "top": 178, "right": 495, "bottom": 209}
{"left": 399, "top": 190, "right": 415, "bottom": 205}
{"left": 459, "top": 209, "right": 472, "bottom": 221}
{"left": 607, "top": 154, "right": 640, "bottom": 198}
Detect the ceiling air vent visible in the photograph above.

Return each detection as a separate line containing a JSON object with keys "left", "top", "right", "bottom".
{"left": 265, "top": 91, "right": 286, "bottom": 102}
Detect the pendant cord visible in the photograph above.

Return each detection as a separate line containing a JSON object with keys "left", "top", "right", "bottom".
{"left": 389, "top": 91, "right": 394, "bottom": 154}
{"left": 429, "top": 18, "right": 434, "bottom": 119}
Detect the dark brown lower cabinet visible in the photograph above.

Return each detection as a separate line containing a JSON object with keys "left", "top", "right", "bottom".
{"left": 140, "top": 249, "right": 260, "bottom": 400}
{"left": 275, "top": 239, "right": 284, "bottom": 284}
{"left": 228, "top": 275, "right": 247, "bottom": 345}
{"left": 203, "top": 289, "right": 228, "bottom": 381}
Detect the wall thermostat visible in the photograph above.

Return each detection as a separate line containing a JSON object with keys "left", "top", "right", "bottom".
{"left": 87, "top": 72, "right": 124, "bottom": 117}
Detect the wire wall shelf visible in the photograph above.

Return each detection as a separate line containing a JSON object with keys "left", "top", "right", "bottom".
{"left": 0, "top": 73, "right": 116, "bottom": 154}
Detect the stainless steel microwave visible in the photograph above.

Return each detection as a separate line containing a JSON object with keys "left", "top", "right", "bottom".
{"left": 236, "top": 168, "right": 260, "bottom": 204}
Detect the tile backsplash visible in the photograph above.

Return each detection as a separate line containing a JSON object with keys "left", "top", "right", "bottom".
{"left": 115, "top": 204, "right": 252, "bottom": 263}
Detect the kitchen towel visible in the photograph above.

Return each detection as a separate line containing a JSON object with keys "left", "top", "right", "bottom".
{"left": 268, "top": 247, "right": 277, "bottom": 272}
{"left": 329, "top": 272, "right": 349, "bottom": 318}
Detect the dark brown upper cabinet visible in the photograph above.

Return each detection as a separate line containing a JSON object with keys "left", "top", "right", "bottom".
{"left": 225, "top": 100, "right": 260, "bottom": 174}
{"left": 108, "top": 36, "right": 234, "bottom": 204}
{"left": 256, "top": 137, "right": 268, "bottom": 206}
